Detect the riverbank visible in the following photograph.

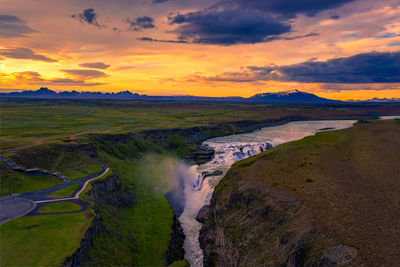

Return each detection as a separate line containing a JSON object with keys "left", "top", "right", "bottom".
{"left": 198, "top": 119, "right": 400, "bottom": 266}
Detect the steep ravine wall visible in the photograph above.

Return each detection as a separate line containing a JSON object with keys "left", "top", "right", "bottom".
{"left": 164, "top": 215, "right": 186, "bottom": 265}
{"left": 62, "top": 172, "right": 125, "bottom": 267}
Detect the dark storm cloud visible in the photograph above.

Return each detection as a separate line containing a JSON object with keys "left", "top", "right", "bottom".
{"left": 198, "top": 52, "right": 400, "bottom": 83}
{"left": 72, "top": 8, "right": 102, "bottom": 28}
{"left": 153, "top": 0, "right": 169, "bottom": 3}
{"left": 0, "top": 14, "right": 37, "bottom": 38}
{"left": 61, "top": 69, "right": 108, "bottom": 78}
{"left": 330, "top": 15, "right": 341, "bottom": 20}
{"left": 168, "top": 9, "right": 292, "bottom": 45}
{"left": 164, "top": 0, "right": 355, "bottom": 45}
{"left": 126, "top": 16, "right": 155, "bottom": 31}
{"left": 79, "top": 62, "right": 110, "bottom": 69}
{"left": 0, "top": 47, "right": 57, "bottom": 62}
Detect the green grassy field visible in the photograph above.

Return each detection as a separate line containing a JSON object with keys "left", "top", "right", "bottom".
{"left": 2, "top": 98, "right": 399, "bottom": 150}
{"left": 0, "top": 162, "right": 61, "bottom": 196}
{"left": 0, "top": 211, "right": 94, "bottom": 266}
{"left": 48, "top": 183, "right": 80, "bottom": 198}
{"left": 40, "top": 202, "right": 82, "bottom": 213}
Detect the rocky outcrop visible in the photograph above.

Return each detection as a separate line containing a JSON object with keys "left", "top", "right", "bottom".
{"left": 185, "top": 144, "right": 215, "bottom": 163}
{"left": 316, "top": 245, "right": 359, "bottom": 266}
{"left": 62, "top": 171, "right": 131, "bottom": 267}
{"left": 203, "top": 170, "right": 223, "bottom": 178}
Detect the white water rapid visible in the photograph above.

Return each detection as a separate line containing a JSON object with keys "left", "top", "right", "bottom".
{"left": 178, "top": 120, "right": 358, "bottom": 266}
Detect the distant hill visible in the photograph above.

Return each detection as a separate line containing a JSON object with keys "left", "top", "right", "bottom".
{"left": 347, "top": 97, "right": 400, "bottom": 103}
{"left": 0, "top": 87, "right": 341, "bottom": 103}
{"left": 250, "top": 89, "right": 339, "bottom": 103}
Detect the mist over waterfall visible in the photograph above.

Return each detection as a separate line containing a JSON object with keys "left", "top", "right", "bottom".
{"left": 177, "top": 120, "right": 357, "bottom": 267}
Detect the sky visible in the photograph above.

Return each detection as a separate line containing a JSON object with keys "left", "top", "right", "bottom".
{"left": 0, "top": 0, "right": 400, "bottom": 100}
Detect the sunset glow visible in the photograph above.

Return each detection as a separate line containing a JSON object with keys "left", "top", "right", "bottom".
{"left": 1, "top": 0, "right": 400, "bottom": 100}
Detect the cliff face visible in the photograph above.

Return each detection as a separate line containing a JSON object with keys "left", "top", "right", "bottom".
{"left": 197, "top": 185, "right": 334, "bottom": 266}
{"left": 198, "top": 120, "right": 400, "bottom": 266}
{"left": 164, "top": 215, "right": 186, "bottom": 265}
{"left": 63, "top": 172, "right": 132, "bottom": 267}
{"left": 94, "top": 116, "right": 306, "bottom": 148}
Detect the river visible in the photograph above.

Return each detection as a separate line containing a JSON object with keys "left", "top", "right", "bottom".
{"left": 178, "top": 117, "right": 399, "bottom": 266}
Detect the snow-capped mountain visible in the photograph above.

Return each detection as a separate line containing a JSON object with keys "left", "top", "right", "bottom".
{"left": 250, "top": 89, "right": 339, "bottom": 103}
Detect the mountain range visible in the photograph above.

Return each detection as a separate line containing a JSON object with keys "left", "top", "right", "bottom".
{"left": 0, "top": 88, "right": 337, "bottom": 103}
{"left": 1, "top": 87, "right": 398, "bottom": 103}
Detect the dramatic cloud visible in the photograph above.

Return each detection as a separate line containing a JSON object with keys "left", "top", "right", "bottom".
{"left": 196, "top": 52, "right": 400, "bottom": 84}
{"left": 168, "top": 9, "right": 292, "bottom": 45}
{"left": 218, "top": 0, "right": 355, "bottom": 18}
{"left": 0, "top": 47, "right": 57, "bottom": 62}
{"left": 1, "top": 71, "right": 106, "bottom": 86}
{"left": 79, "top": 62, "right": 110, "bottom": 69}
{"left": 164, "top": 0, "right": 355, "bottom": 45}
{"left": 126, "top": 16, "right": 155, "bottom": 31}
{"left": 0, "top": 14, "right": 37, "bottom": 38}
{"left": 72, "top": 8, "right": 101, "bottom": 28}
{"left": 61, "top": 69, "right": 108, "bottom": 78}
{"left": 153, "top": 0, "right": 169, "bottom": 3}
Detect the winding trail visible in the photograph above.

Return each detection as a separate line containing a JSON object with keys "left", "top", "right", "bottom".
{"left": 0, "top": 160, "right": 109, "bottom": 225}
{"left": 34, "top": 167, "right": 109, "bottom": 204}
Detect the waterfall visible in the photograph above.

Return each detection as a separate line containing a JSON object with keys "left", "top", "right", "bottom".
{"left": 178, "top": 120, "right": 357, "bottom": 266}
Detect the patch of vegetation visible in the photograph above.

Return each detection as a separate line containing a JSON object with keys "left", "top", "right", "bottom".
{"left": 0, "top": 211, "right": 94, "bottom": 266}
{"left": 167, "top": 134, "right": 192, "bottom": 155}
{"left": 39, "top": 202, "right": 82, "bottom": 213}
{"left": 305, "top": 178, "right": 314, "bottom": 183}
{"left": 0, "top": 162, "right": 61, "bottom": 196}
{"left": 48, "top": 183, "right": 80, "bottom": 198}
